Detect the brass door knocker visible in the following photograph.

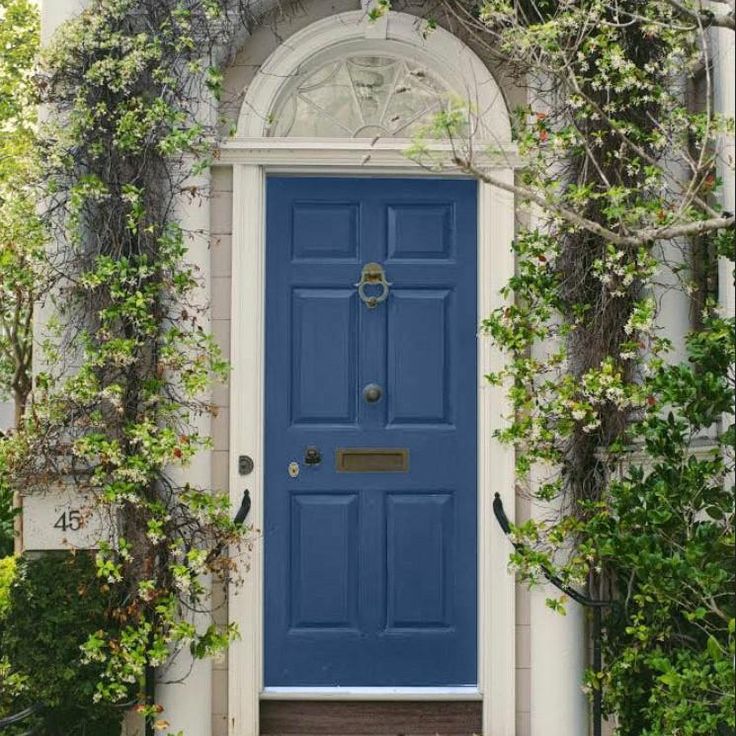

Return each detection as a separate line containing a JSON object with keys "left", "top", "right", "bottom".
{"left": 356, "top": 262, "right": 391, "bottom": 308}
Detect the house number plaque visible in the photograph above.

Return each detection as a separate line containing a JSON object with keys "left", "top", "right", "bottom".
{"left": 22, "top": 487, "right": 117, "bottom": 551}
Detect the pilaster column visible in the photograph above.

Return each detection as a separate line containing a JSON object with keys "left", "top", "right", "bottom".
{"left": 529, "top": 491, "right": 588, "bottom": 736}
{"left": 156, "top": 91, "right": 215, "bottom": 736}
{"left": 712, "top": 8, "right": 735, "bottom": 318}
{"left": 522, "top": 141, "right": 589, "bottom": 734}
{"left": 40, "top": 0, "right": 85, "bottom": 44}
{"left": 35, "top": 0, "right": 89, "bottom": 374}
{"left": 527, "top": 318, "right": 587, "bottom": 736}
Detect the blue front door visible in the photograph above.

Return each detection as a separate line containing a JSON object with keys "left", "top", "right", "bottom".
{"left": 264, "top": 177, "right": 477, "bottom": 687}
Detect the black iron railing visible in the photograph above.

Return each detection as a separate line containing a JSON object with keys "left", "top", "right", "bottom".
{"left": 493, "top": 492, "right": 613, "bottom": 736}
{"left": 0, "top": 700, "right": 139, "bottom": 735}
{"left": 0, "top": 703, "right": 44, "bottom": 734}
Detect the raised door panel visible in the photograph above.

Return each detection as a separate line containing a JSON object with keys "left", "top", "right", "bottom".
{"left": 292, "top": 202, "right": 360, "bottom": 261}
{"left": 385, "top": 493, "right": 454, "bottom": 630}
{"left": 387, "top": 203, "right": 455, "bottom": 260}
{"left": 290, "top": 494, "right": 359, "bottom": 629}
{"left": 387, "top": 290, "right": 451, "bottom": 426}
{"left": 291, "top": 289, "right": 358, "bottom": 425}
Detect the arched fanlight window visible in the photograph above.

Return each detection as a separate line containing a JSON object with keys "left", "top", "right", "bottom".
{"left": 268, "top": 55, "right": 455, "bottom": 138}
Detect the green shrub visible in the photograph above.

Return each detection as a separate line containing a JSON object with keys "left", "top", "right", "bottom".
{"left": 589, "top": 315, "right": 735, "bottom": 735}
{"left": 0, "top": 472, "right": 15, "bottom": 558}
{"left": 1, "top": 553, "right": 126, "bottom": 735}
{"left": 0, "top": 555, "right": 18, "bottom": 717}
{"left": 0, "top": 555, "right": 14, "bottom": 620}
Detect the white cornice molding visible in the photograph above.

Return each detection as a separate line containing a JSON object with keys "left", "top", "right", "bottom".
{"left": 216, "top": 137, "right": 522, "bottom": 169}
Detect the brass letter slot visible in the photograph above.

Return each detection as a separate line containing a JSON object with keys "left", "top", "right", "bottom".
{"left": 336, "top": 448, "right": 409, "bottom": 473}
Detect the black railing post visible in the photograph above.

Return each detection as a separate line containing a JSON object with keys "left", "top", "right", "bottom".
{"left": 145, "top": 627, "right": 156, "bottom": 736}
{"left": 592, "top": 605, "right": 602, "bottom": 736}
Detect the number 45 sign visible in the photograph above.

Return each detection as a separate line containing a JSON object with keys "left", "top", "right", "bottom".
{"left": 53, "top": 508, "right": 84, "bottom": 533}
{"left": 22, "top": 488, "right": 117, "bottom": 551}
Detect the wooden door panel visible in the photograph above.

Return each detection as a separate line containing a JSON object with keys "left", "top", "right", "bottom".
{"left": 264, "top": 177, "right": 477, "bottom": 687}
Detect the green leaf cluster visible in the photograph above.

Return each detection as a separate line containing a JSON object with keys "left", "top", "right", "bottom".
{"left": 0, "top": 1, "right": 252, "bottom": 725}
{"left": 0, "top": 0, "right": 43, "bottom": 416}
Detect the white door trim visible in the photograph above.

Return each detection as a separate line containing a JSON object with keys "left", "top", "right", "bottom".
{"left": 260, "top": 687, "right": 483, "bottom": 701}
{"left": 226, "top": 10, "right": 517, "bottom": 736}
{"left": 226, "top": 162, "right": 516, "bottom": 736}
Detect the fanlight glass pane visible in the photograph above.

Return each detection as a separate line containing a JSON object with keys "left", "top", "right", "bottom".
{"left": 269, "top": 55, "right": 455, "bottom": 138}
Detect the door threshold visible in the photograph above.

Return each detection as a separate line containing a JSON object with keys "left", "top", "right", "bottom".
{"left": 260, "top": 687, "right": 482, "bottom": 700}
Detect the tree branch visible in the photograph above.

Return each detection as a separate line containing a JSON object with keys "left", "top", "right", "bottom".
{"left": 453, "top": 156, "right": 735, "bottom": 246}
{"left": 664, "top": 0, "right": 735, "bottom": 30}
{"left": 452, "top": 156, "right": 632, "bottom": 245}
{"left": 634, "top": 214, "right": 736, "bottom": 243}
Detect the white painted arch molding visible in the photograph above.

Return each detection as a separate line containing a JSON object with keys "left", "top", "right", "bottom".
{"left": 235, "top": 10, "right": 513, "bottom": 147}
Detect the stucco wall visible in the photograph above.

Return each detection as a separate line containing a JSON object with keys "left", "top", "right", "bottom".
{"left": 210, "top": 166, "right": 233, "bottom": 736}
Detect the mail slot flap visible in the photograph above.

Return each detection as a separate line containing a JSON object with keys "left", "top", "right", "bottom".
{"left": 336, "top": 448, "right": 409, "bottom": 473}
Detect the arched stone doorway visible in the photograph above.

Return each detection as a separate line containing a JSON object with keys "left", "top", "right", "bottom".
{"left": 219, "top": 9, "right": 517, "bottom": 735}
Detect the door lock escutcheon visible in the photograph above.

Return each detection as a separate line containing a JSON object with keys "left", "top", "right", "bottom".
{"left": 304, "top": 446, "right": 322, "bottom": 465}
{"left": 238, "top": 455, "right": 254, "bottom": 475}
{"left": 356, "top": 262, "right": 391, "bottom": 308}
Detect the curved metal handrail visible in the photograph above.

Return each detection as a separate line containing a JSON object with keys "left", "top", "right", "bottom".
{"left": 493, "top": 493, "right": 611, "bottom": 608}
{"left": 0, "top": 703, "right": 44, "bottom": 733}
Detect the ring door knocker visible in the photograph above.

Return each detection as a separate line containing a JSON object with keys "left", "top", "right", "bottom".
{"left": 356, "top": 262, "right": 391, "bottom": 309}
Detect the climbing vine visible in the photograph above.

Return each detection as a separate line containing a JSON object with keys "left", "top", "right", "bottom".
{"left": 0, "top": 0, "right": 281, "bottom": 728}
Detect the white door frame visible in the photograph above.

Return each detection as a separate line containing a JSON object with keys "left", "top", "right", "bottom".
{"left": 224, "top": 11, "right": 518, "bottom": 736}
{"left": 225, "top": 157, "right": 516, "bottom": 736}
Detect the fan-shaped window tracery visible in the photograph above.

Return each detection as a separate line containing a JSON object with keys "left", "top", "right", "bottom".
{"left": 268, "top": 55, "right": 454, "bottom": 138}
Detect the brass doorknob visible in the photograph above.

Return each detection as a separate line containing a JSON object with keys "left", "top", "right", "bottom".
{"left": 363, "top": 383, "right": 383, "bottom": 403}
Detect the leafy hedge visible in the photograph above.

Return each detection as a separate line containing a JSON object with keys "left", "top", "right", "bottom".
{"left": 593, "top": 316, "right": 735, "bottom": 735}
{"left": 0, "top": 474, "right": 15, "bottom": 558}
{"left": 0, "top": 553, "right": 125, "bottom": 734}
